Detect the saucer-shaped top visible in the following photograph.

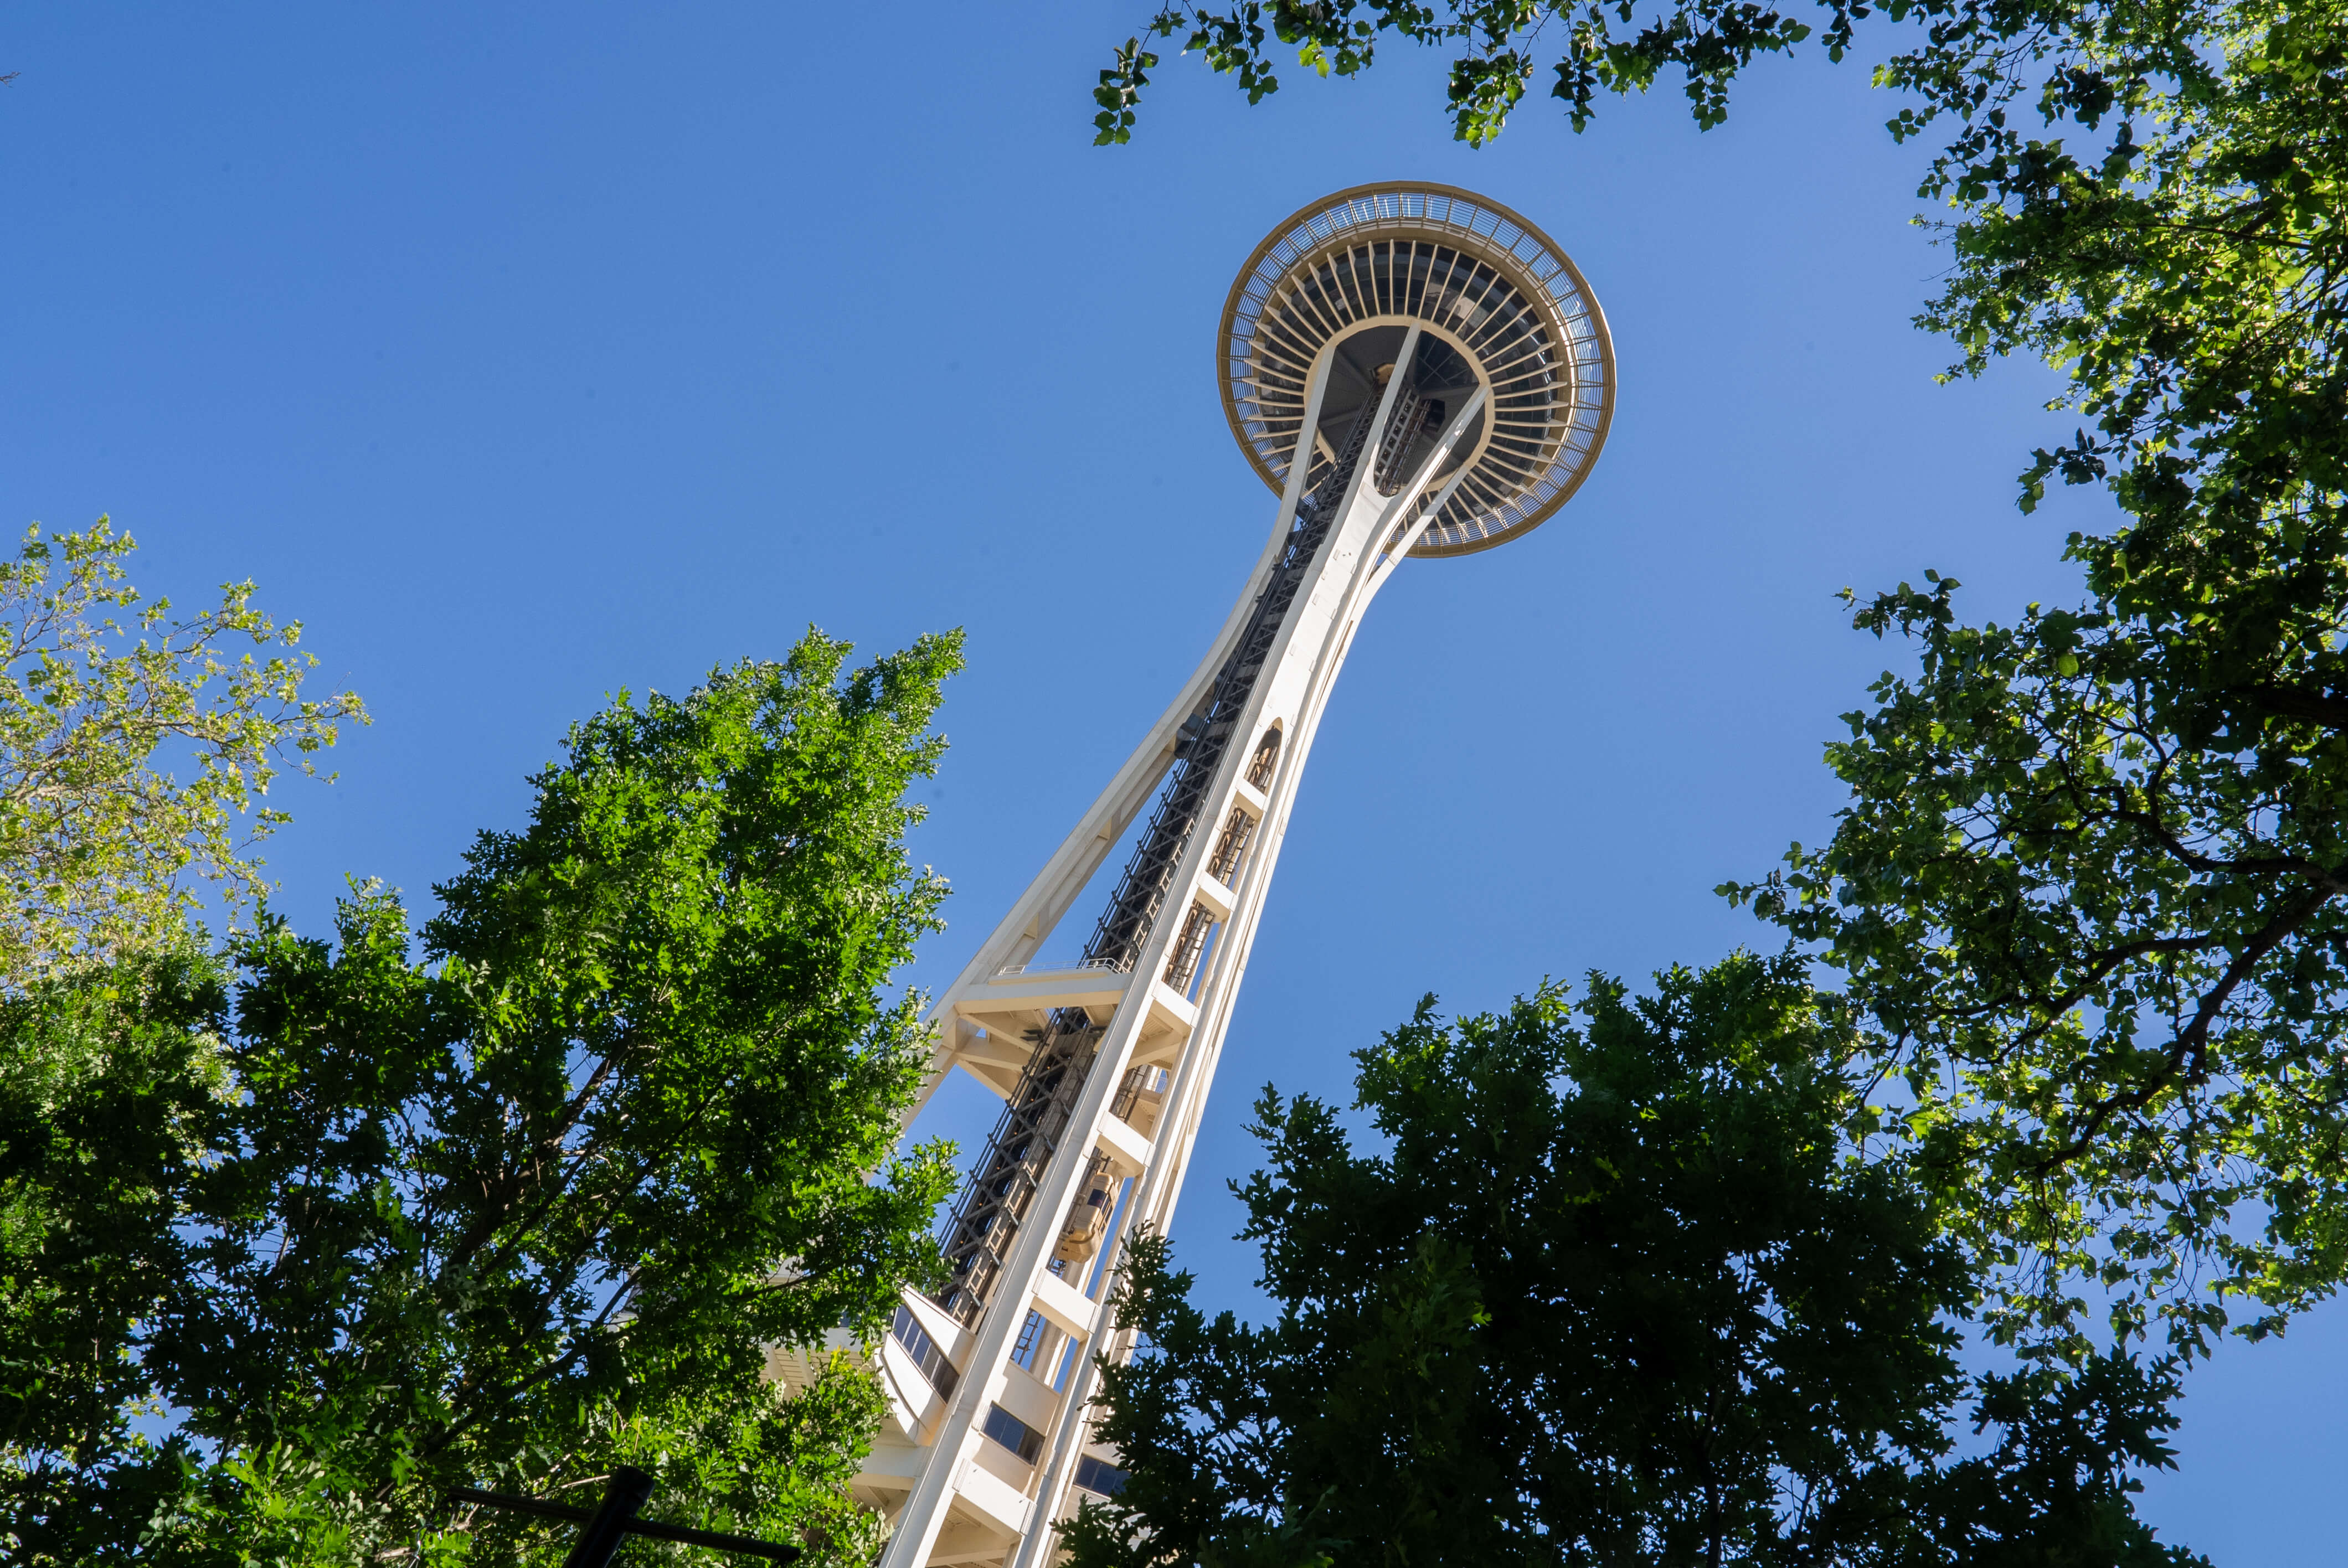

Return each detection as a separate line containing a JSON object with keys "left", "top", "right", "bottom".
{"left": 1219, "top": 183, "right": 1614, "bottom": 556}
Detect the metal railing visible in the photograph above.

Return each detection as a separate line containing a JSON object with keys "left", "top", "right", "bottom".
{"left": 990, "top": 956, "right": 1134, "bottom": 980}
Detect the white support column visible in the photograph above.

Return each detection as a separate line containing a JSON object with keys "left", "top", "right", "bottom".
{"left": 1001, "top": 347, "right": 1510, "bottom": 1568}
{"left": 899, "top": 340, "right": 1343, "bottom": 1129}
{"left": 858, "top": 294, "right": 1559, "bottom": 1568}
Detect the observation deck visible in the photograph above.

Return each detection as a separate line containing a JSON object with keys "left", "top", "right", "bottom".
{"left": 1221, "top": 182, "right": 1613, "bottom": 556}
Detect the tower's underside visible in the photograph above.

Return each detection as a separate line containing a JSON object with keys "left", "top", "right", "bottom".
{"left": 1223, "top": 184, "right": 1612, "bottom": 555}
{"left": 830, "top": 183, "right": 1614, "bottom": 1568}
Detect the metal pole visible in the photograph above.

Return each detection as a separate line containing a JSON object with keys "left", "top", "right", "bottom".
{"left": 562, "top": 1466, "right": 656, "bottom": 1568}
{"left": 450, "top": 1476, "right": 802, "bottom": 1562}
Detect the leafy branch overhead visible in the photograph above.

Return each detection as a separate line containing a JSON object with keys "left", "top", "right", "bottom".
{"left": 1098, "top": 0, "right": 2203, "bottom": 145}
{"left": 0, "top": 517, "right": 365, "bottom": 987}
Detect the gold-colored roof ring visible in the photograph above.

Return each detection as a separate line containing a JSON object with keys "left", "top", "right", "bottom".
{"left": 1218, "top": 182, "right": 1615, "bottom": 558}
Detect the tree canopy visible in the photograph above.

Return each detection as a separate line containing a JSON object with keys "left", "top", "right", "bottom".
{"left": 1064, "top": 957, "right": 2205, "bottom": 1568}
{"left": 1, "top": 631, "right": 963, "bottom": 1566}
{"left": 0, "top": 517, "right": 364, "bottom": 991}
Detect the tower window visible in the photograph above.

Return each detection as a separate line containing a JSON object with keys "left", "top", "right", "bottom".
{"left": 1074, "top": 1455, "right": 1129, "bottom": 1496}
{"left": 982, "top": 1403, "right": 1045, "bottom": 1464}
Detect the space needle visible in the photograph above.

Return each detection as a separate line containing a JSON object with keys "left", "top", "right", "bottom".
{"left": 823, "top": 182, "right": 1613, "bottom": 1568}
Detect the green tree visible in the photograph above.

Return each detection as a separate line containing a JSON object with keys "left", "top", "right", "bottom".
{"left": 1728, "top": 559, "right": 2348, "bottom": 1358}
{"left": 0, "top": 630, "right": 964, "bottom": 1566}
{"left": 0, "top": 946, "right": 230, "bottom": 1560}
{"left": 0, "top": 517, "right": 365, "bottom": 989}
{"left": 1063, "top": 956, "right": 2203, "bottom": 1568}
{"left": 1100, "top": 0, "right": 2348, "bottom": 1354}
{"left": 1719, "top": 5, "right": 2348, "bottom": 1354}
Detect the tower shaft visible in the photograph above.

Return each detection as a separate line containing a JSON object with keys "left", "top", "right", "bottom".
{"left": 854, "top": 326, "right": 1489, "bottom": 1568}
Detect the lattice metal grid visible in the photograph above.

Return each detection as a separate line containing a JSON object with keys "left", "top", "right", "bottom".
{"left": 1219, "top": 182, "right": 1615, "bottom": 557}
{"left": 931, "top": 1013, "right": 1103, "bottom": 1325}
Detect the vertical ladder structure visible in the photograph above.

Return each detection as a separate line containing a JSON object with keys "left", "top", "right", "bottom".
{"left": 848, "top": 183, "right": 1615, "bottom": 1568}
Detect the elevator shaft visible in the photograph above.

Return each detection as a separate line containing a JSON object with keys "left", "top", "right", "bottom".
{"left": 928, "top": 391, "right": 1384, "bottom": 1327}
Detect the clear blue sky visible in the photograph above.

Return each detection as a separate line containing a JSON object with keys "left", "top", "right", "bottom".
{"left": 4, "top": 4, "right": 2333, "bottom": 1556}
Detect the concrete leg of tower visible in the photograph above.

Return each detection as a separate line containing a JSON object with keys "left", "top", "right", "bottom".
{"left": 859, "top": 328, "right": 1491, "bottom": 1568}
